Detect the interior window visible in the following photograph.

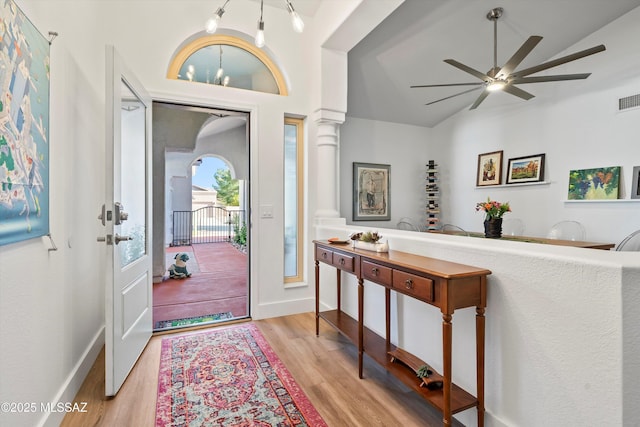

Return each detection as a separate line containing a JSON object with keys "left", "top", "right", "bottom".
{"left": 167, "top": 35, "right": 287, "bottom": 95}
{"left": 284, "top": 117, "right": 303, "bottom": 282}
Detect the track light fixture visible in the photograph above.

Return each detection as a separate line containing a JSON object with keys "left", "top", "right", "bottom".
{"left": 255, "top": 0, "right": 265, "bottom": 48}
{"left": 204, "top": 0, "right": 304, "bottom": 47}
{"left": 205, "top": 0, "right": 230, "bottom": 34}
{"left": 285, "top": 0, "right": 304, "bottom": 33}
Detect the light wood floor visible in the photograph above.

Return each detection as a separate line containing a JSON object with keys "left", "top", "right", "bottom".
{"left": 61, "top": 312, "right": 463, "bottom": 426}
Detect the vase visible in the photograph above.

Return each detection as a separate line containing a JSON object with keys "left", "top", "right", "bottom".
{"left": 484, "top": 218, "right": 503, "bottom": 238}
{"left": 353, "top": 240, "right": 389, "bottom": 252}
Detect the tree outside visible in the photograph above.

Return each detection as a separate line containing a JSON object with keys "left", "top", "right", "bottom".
{"left": 213, "top": 168, "right": 239, "bottom": 206}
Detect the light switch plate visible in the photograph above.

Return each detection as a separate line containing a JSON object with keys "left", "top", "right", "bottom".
{"left": 260, "top": 204, "right": 274, "bottom": 219}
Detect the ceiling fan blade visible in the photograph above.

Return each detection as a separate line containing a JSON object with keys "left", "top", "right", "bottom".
{"left": 511, "top": 73, "right": 591, "bottom": 84}
{"left": 469, "top": 90, "right": 490, "bottom": 110}
{"left": 496, "top": 36, "right": 543, "bottom": 78}
{"left": 512, "top": 44, "right": 606, "bottom": 77}
{"left": 503, "top": 84, "right": 535, "bottom": 100}
{"left": 411, "top": 82, "right": 483, "bottom": 88}
{"left": 444, "top": 59, "right": 490, "bottom": 81}
{"left": 425, "top": 86, "right": 483, "bottom": 106}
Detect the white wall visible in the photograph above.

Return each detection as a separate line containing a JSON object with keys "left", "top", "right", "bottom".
{"left": 340, "top": 117, "right": 438, "bottom": 229}
{"left": 316, "top": 223, "right": 640, "bottom": 427}
{"left": 0, "top": 3, "right": 107, "bottom": 427}
{"left": 0, "top": 1, "right": 367, "bottom": 426}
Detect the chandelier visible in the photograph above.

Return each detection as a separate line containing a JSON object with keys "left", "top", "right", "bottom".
{"left": 184, "top": 45, "right": 229, "bottom": 86}
{"left": 205, "top": 0, "right": 305, "bottom": 48}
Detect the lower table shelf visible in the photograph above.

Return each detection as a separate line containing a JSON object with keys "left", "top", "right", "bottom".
{"left": 319, "top": 309, "right": 478, "bottom": 415}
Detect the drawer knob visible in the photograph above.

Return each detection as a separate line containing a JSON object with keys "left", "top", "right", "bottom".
{"left": 372, "top": 267, "right": 379, "bottom": 276}
{"left": 340, "top": 258, "right": 345, "bottom": 265}
{"left": 405, "top": 279, "right": 414, "bottom": 290}
{"left": 322, "top": 252, "right": 328, "bottom": 259}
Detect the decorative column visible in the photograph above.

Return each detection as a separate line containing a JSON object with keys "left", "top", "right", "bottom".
{"left": 314, "top": 109, "right": 344, "bottom": 220}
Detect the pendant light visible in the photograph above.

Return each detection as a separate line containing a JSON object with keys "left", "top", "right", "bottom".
{"left": 205, "top": 0, "right": 230, "bottom": 34}
{"left": 204, "top": 0, "right": 304, "bottom": 48}
{"left": 255, "top": 0, "right": 265, "bottom": 48}
{"left": 214, "top": 45, "right": 229, "bottom": 86}
{"left": 285, "top": 0, "right": 304, "bottom": 33}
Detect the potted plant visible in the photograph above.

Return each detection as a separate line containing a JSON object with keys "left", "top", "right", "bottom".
{"left": 349, "top": 231, "right": 389, "bottom": 252}
{"left": 476, "top": 197, "right": 511, "bottom": 238}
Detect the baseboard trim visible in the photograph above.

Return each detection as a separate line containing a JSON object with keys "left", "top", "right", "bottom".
{"left": 252, "top": 297, "right": 315, "bottom": 320}
{"left": 39, "top": 326, "right": 105, "bottom": 427}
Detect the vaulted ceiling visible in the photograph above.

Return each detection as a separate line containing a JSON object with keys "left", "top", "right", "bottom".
{"left": 346, "top": 0, "right": 640, "bottom": 128}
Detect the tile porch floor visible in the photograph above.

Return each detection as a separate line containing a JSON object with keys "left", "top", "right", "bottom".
{"left": 153, "top": 242, "right": 248, "bottom": 329}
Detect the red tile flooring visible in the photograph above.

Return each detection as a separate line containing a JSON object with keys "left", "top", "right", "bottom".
{"left": 153, "top": 243, "right": 249, "bottom": 329}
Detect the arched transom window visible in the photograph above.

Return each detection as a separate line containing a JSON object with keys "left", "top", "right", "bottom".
{"left": 167, "top": 35, "right": 287, "bottom": 95}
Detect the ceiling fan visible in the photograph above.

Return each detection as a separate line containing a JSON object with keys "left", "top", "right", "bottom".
{"left": 411, "top": 7, "right": 606, "bottom": 110}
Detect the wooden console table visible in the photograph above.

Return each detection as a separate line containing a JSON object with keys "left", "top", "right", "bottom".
{"left": 314, "top": 240, "right": 491, "bottom": 426}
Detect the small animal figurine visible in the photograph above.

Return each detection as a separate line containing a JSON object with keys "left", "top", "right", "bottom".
{"left": 168, "top": 253, "right": 191, "bottom": 279}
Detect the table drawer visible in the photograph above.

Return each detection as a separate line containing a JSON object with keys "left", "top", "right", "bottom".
{"left": 316, "top": 247, "right": 333, "bottom": 265}
{"left": 361, "top": 260, "right": 392, "bottom": 286}
{"left": 332, "top": 252, "right": 355, "bottom": 272}
{"left": 393, "top": 270, "right": 434, "bottom": 302}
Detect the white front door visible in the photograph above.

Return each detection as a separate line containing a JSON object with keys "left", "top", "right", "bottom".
{"left": 101, "top": 46, "right": 153, "bottom": 396}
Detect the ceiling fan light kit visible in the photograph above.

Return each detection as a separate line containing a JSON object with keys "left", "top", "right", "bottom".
{"left": 411, "top": 7, "right": 606, "bottom": 110}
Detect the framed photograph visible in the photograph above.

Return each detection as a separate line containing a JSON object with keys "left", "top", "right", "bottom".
{"left": 568, "top": 166, "right": 621, "bottom": 200}
{"left": 506, "top": 153, "right": 546, "bottom": 184}
{"left": 353, "top": 162, "right": 390, "bottom": 221}
{"left": 476, "top": 150, "right": 503, "bottom": 186}
{"left": 632, "top": 166, "right": 640, "bottom": 199}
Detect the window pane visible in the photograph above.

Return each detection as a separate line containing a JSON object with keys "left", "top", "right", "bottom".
{"left": 177, "top": 44, "right": 279, "bottom": 94}
{"left": 119, "top": 80, "right": 147, "bottom": 267}
{"left": 284, "top": 122, "right": 298, "bottom": 278}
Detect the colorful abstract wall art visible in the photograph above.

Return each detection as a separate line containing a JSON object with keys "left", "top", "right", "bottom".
{"left": 0, "top": 0, "right": 50, "bottom": 246}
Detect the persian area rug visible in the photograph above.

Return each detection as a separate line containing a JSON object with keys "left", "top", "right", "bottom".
{"left": 155, "top": 323, "right": 327, "bottom": 427}
{"left": 154, "top": 312, "right": 234, "bottom": 330}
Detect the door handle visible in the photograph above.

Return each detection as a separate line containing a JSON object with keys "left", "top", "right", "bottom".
{"left": 98, "top": 204, "right": 106, "bottom": 226}
{"left": 97, "top": 235, "right": 113, "bottom": 245}
{"left": 114, "top": 202, "right": 129, "bottom": 225}
{"left": 114, "top": 234, "right": 133, "bottom": 245}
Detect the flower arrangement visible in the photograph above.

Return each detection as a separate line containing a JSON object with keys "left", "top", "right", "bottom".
{"left": 476, "top": 197, "right": 511, "bottom": 221}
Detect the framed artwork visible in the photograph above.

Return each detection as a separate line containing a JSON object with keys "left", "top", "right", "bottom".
{"left": 476, "top": 150, "right": 503, "bottom": 186}
{"left": 631, "top": 166, "right": 640, "bottom": 199}
{"left": 353, "top": 162, "right": 390, "bottom": 221}
{"left": 0, "top": 0, "right": 50, "bottom": 246}
{"left": 568, "top": 166, "right": 621, "bottom": 200}
{"left": 506, "top": 153, "right": 546, "bottom": 184}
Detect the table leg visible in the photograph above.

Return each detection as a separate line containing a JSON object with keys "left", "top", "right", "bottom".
{"left": 476, "top": 306, "right": 486, "bottom": 427}
{"left": 336, "top": 268, "right": 342, "bottom": 313}
{"left": 315, "top": 260, "right": 319, "bottom": 336}
{"left": 358, "top": 277, "right": 364, "bottom": 379}
{"left": 442, "top": 313, "right": 453, "bottom": 426}
{"left": 385, "top": 287, "right": 391, "bottom": 351}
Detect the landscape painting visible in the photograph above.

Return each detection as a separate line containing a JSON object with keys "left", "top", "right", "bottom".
{"left": 568, "top": 166, "right": 621, "bottom": 200}
{"left": 506, "top": 154, "right": 545, "bottom": 184}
